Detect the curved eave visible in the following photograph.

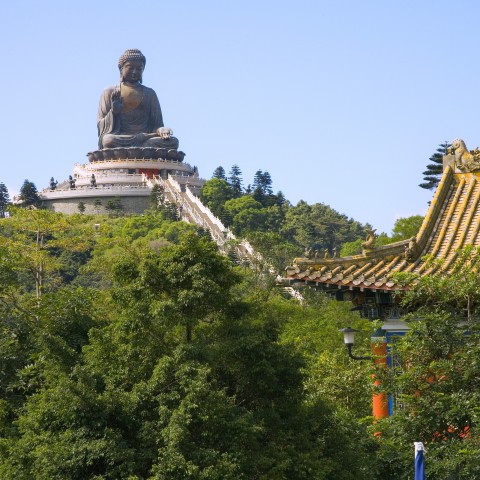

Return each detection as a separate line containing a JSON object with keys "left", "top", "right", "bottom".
{"left": 285, "top": 166, "right": 480, "bottom": 290}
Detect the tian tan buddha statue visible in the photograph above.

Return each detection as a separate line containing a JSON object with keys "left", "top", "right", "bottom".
{"left": 94, "top": 48, "right": 182, "bottom": 160}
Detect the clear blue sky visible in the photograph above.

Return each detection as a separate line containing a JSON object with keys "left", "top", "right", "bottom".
{"left": 2, "top": 1, "right": 479, "bottom": 233}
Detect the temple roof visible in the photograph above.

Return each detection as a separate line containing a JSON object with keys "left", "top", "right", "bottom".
{"left": 285, "top": 166, "right": 480, "bottom": 291}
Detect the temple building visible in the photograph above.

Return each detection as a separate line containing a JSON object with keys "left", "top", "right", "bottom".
{"left": 285, "top": 140, "right": 480, "bottom": 417}
{"left": 39, "top": 148, "right": 204, "bottom": 215}
{"left": 285, "top": 145, "right": 480, "bottom": 316}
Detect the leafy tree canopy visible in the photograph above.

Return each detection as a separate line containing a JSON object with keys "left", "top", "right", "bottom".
{"left": 0, "top": 211, "right": 377, "bottom": 479}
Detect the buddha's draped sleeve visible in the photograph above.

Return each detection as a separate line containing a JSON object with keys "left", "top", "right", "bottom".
{"left": 97, "top": 87, "right": 118, "bottom": 149}
{"left": 146, "top": 87, "right": 164, "bottom": 132}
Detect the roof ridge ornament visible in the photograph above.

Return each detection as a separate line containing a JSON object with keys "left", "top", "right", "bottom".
{"left": 448, "top": 139, "right": 480, "bottom": 173}
{"left": 404, "top": 236, "right": 417, "bottom": 262}
{"left": 361, "top": 227, "right": 377, "bottom": 254}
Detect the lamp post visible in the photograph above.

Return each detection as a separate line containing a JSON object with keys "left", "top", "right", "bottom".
{"left": 340, "top": 326, "right": 389, "bottom": 420}
{"left": 339, "top": 327, "right": 372, "bottom": 361}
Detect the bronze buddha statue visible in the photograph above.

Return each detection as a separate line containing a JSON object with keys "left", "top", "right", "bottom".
{"left": 97, "top": 49, "right": 179, "bottom": 153}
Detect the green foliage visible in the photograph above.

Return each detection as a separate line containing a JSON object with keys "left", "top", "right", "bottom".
{"left": 77, "top": 201, "right": 86, "bottom": 214}
{"left": 279, "top": 291, "right": 372, "bottom": 416}
{"left": 419, "top": 141, "right": 451, "bottom": 190}
{"left": 93, "top": 198, "right": 102, "bottom": 214}
{"left": 105, "top": 197, "right": 123, "bottom": 217}
{"left": 224, "top": 196, "right": 262, "bottom": 218}
{"left": 374, "top": 311, "right": 480, "bottom": 479}
{"left": 150, "top": 183, "right": 165, "bottom": 209}
{"left": 282, "top": 200, "right": 366, "bottom": 252}
{"left": 340, "top": 238, "right": 363, "bottom": 256}
{"left": 0, "top": 183, "right": 10, "bottom": 217}
{"left": 18, "top": 179, "right": 40, "bottom": 208}
{"left": 0, "top": 210, "right": 379, "bottom": 478}
{"left": 228, "top": 164, "right": 243, "bottom": 198}
{"left": 0, "top": 208, "right": 94, "bottom": 297}
{"left": 247, "top": 231, "right": 301, "bottom": 273}
{"left": 199, "top": 177, "right": 234, "bottom": 221}
{"left": 390, "top": 215, "right": 423, "bottom": 241}
{"left": 252, "top": 170, "right": 273, "bottom": 196}
{"left": 126, "top": 233, "right": 239, "bottom": 342}
{"left": 374, "top": 247, "right": 480, "bottom": 478}
{"left": 201, "top": 167, "right": 367, "bottom": 254}
{"left": 340, "top": 215, "right": 423, "bottom": 256}
{"left": 212, "top": 166, "right": 226, "bottom": 180}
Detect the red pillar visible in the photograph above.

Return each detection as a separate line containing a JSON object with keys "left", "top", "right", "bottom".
{"left": 372, "top": 337, "right": 389, "bottom": 419}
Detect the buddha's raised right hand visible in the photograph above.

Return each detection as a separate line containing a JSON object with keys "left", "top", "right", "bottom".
{"left": 111, "top": 88, "right": 123, "bottom": 114}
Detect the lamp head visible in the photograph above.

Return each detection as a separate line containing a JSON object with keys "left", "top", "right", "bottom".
{"left": 339, "top": 327, "right": 360, "bottom": 345}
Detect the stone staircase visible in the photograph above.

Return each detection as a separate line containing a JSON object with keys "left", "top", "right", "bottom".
{"left": 144, "top": 174, "right": 303, "bottom": 301}
{"left": 145, "top": 175, "right": 258, "bottom": 263}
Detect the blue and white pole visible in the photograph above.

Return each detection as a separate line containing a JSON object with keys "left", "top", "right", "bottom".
{"left": 414, "top": 442, "right": 425, "bottom": 480}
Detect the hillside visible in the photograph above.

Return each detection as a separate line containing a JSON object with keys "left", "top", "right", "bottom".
{"left": 0, "top": 206, "right": 377, "bottom": 479}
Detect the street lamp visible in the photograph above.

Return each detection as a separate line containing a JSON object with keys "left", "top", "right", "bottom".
{"left": 339, "top": 327, "right": 372, "bottom": 361}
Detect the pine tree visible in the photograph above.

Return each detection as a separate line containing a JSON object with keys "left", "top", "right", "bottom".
{"left": 252, "top": 170, "right": 274, "bottom": 206}
{"left": 19, "top": 179, "right": 40, "bottom": 207}
{"left": 0, "top": 182, "right": 10, "bottom": 217}
{"left": 212, "top": 166, "right": 226, "bottom": 180}
{"left": 419, "top": 141, "right": 451, "bottom": 190}
{"left": 228, "top": 164, "right": 243, "bottom": 198}
{"left": 252, "top": 170, "right": 273, "bottom": 196}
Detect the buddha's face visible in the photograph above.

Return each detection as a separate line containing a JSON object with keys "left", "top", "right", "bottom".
{"left": 121, "top": 60, "right": 144, "bottom": 84}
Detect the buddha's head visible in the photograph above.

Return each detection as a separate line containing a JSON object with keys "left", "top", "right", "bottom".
{"left": 118, "top": 49, "right": 146, "bottom": 84}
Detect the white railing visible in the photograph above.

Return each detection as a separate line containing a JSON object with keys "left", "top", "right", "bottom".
{"left": 77, "top": 158, "right": 194, "bottom": 169}
{"left": 166, "top": 176, "right": 182, "bottom": 193}
{"left": 149, "top": 176, "right": 284, "bottom": 280}
{"left": 185, "top": 188, "right": 226, "bottom": 232}
{"left": 150, "top": 176, "right": 225, "bottom": 246}
{"left": 142, "top": 173, "right": 155, "bottom": 188}
{"left": 74, "top": 172, "right": 143, "bottom": 179}
{"left": 40, "top": 184, "right": 151, "bottom": 199}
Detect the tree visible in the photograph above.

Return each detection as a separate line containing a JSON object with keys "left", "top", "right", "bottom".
{"left": 224, "top": 196, "right": 262, "bottom": 219}
{"left": 77, "top": 201, "right": 86, "bottom": 214}
{"left": 419, "top": 141, "right": 451, "bottom": 190}
{"left": 252, "top": 170, "right": 273, "bottom": 196}
{"left": 162, "top": 202, "right": 179, "bottom": 221}
{"left": 93, "top": 198, "right": 102, "bottom": 214}
{"left": 247, "top": 231, "right": 302, "bottom": 274}
{"left": 390, "top": 214, "right": 423, "bottom": 241}
{"left": 0, "top": 208, "right": 93, "bottom": 298}
{"left": 228, "top": 164, "right": 243, "bottom": 198}
{"left": 212, "top": 166, "right": 226, "bottom": 180}
{"left": 0, "top": 212, "right": 380, "bottom": 479}
{"left": 150, "top": 183, "right": 164, "bottom": 209}
{"left": 0, "top": 183, "right": 10, "bottom": 217}
{"left": 18, "top": 179, "right": 40, "bottom": 208}
{"left": 251, "top": 170, "right": 274, "bottom": 206}
{"left": 373, "top": 247, "right": 480, "bottom": 478}
{"left": 112, "top": 232, "right": 240, "bottom": 343}
{"left": 105, "top": 197, "right": 123, "bottom": 217}
{"left": 199, "top": 178, "right": 234, "bottom": 221}
{"left": 282, "top": 201, "right": 366, "bottom": 252}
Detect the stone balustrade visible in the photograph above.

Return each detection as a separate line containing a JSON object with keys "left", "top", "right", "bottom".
{"left": 75, "top": 157, "right": 194, "bottom": 172}
{"left": 40, "top": 184, "right": 151, "bottom": 199}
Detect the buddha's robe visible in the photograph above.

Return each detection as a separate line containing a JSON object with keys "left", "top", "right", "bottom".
{"left": 97, "top": 84, "right": 178, "bottom": 150}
